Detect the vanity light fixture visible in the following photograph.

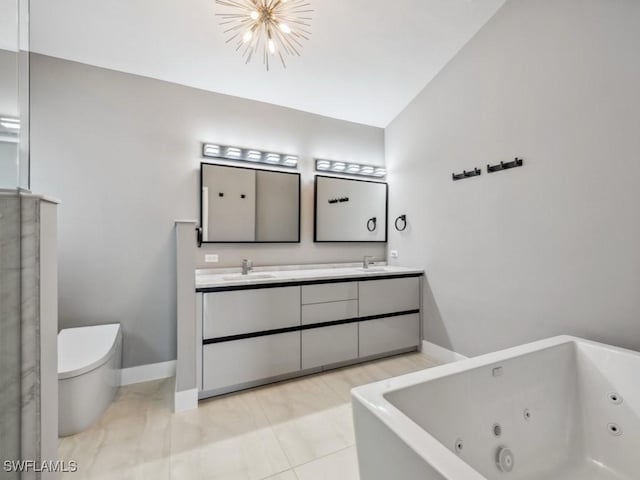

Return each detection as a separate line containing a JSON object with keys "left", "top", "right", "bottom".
{"left": 314, "top": 159, "right": 387, "bottom": 179}
{"left": 202, "top": 143, "right": 299, "bottom": 169}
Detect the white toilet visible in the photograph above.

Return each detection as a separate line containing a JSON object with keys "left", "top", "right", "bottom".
{"left": 58, "top": 323, "right": 122, "bottom": 437}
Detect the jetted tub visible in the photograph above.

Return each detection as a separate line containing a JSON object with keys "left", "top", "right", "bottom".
{"left": 352, "top": 336, "right": 639, "bottom": 480}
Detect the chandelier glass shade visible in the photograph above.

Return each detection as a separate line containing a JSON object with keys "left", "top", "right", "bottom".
{"left": 216, "top": 0, "right": 313, "bottom": 70}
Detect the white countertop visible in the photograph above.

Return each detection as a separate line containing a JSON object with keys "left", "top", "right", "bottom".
{"left": 195, "top": 263, "right": 424, "bottom": 290}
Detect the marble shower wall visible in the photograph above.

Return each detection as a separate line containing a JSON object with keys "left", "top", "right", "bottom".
{"left": 0, "top": 192, "right": 22, "bottom": 480}
{"left": 20, "top": 194, "right": 41, "bottom": 480}
{"left": 0, "top": 192, "right": 58, "bottom": 480}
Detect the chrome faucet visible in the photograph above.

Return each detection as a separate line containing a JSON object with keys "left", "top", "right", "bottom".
{"left": 363, "top": 256, "right": 374, "bottom": 269}
{"left": 241, "top": 259, "right": 253, "bottom": 275}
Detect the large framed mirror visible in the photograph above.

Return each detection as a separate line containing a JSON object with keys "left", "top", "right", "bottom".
{"left": 200, "top": 163, "right": 301, "bottom": 243}
{"left": 314, "top": 175, "right": 388, "bottom": 242}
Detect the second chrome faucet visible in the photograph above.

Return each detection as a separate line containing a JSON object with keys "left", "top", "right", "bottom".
{"left": 241, "top": 259, "right": 254, "bottom": 275}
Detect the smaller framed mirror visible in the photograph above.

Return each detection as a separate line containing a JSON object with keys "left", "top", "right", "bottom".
{"left": 200, "top": 163, "right": 301, "bottom": 243}
{"left": 314, "top": 175, "right": 388, "bottom": 243}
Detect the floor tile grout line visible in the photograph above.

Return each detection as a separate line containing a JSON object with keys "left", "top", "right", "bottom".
{"left": 314, "top": 369, "right": 356, "bottom": 404}
{"left": 259, "top": 467, "right": 296, "bottom": 480}
{"left": 291, "top": 443, "right": 356, "bottom": 471}
{"left": 251, "top": 377, "right": 356, "bottom": 473}
{"left": 251, "top": 390, "right": 298, "bottom": 471}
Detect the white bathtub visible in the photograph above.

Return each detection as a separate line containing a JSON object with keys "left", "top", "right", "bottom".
{"left": 352, "top": 336, "right": 639, "bottom": 480}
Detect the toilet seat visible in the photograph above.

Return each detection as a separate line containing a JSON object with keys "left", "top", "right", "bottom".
{"left": 58, "top": 324, "right": 122, "bottom": 379}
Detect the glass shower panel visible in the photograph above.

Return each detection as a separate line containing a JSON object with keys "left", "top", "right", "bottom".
{"left": 0, "top": 1, "right": 20, "bottom": 188}
{"left": 0, "top": 0, "right": 25, "bottom": 476}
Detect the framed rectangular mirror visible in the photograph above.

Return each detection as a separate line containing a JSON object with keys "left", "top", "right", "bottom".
{"left": 200, "top": 163, "right": 301, "bottom": 243}
{"left": 314, "top": 175, "right": 388, "bottom": 242}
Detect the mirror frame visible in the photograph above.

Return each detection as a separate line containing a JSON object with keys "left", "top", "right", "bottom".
{"left": 199, "top": 162, "right": 302, "bottom": 244}
{"left": 313, "top": 174, "right": 389, "bottom": 243}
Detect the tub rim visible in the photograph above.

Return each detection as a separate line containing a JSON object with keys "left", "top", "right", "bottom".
{"left": 351, "top": 335, "right": 639, "bottom": 480}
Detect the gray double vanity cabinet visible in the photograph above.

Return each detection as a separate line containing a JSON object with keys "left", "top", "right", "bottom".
{"left": 190, "top": 160, "right": 422, "bottom": 400}
{"left": 195, "top": 268, "right": 423, "bottom": 398}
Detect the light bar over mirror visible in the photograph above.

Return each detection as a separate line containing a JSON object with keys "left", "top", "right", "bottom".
{"left": 315, "top": 158, "right": 386, "bottom": 178}
{"left": 203, "top": 143, "right": 299, "bottom": 169}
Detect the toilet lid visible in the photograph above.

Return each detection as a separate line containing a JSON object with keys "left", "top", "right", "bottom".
{"left": 58, "top": 324, "right": 121, "bottom": 379}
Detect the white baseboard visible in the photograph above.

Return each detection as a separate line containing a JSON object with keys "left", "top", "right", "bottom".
{"left": 174, "top": 388, "right": 198, "bottom": 413}
{"left": 120, "top": 360, "right": 176, "bottom": 386}
{"left": 422, "top": 340, "right": 468, "bottom": 364}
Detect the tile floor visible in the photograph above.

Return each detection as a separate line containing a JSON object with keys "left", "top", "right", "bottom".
{"left": 59, "top": 352, "right": 439, "bottom": 480}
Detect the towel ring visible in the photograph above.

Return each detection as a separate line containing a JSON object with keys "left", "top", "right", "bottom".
{"left": 196, "top": 226, "right": 203, "bottom": 247}
{"left": 367, "top": 217, "right": 377, "bottom": 232}
{"left": 395, "top": 215, "right": 407, "bottom": 232}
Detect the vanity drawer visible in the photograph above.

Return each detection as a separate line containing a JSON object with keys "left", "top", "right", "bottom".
{"left": 301, "top": 324, "right": 358, "bottom": 370}
{"left": 302, "top": 300, "right": 358, "bottom": 325}
{"left": 301, "top": 282, "right": 358, "bottom": 304}
{"left": 358, "top": 277, "right": 420, "bottom": 317}
{"left": 359, "top": 313, "right": 420, "bottom": 358}
{"left": 203, "top": 287, "right": 300, "bottom": 339}
{"left": 202, "top": 332, "right": 301, "bottom": 391}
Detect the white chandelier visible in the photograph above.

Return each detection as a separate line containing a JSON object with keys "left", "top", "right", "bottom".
{"left": 216, "top": 0, "right": 313, "bottom": 70}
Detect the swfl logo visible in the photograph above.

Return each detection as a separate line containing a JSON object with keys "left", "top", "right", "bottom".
{"left": 3, "top": 460, "right": 78, "bottom": 473}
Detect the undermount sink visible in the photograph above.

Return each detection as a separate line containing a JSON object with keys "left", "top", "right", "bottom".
{"left": 356, "top": 267, "right": 389, "bottom": 273}
{"left": 223, "top": 273, "right": 276, "bottom": 281}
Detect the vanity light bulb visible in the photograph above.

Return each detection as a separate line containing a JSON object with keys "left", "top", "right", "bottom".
{"left": 360, "top": 167, "right": 374, "bottom": 175}
{"left": 247, "top": 150, "right": 262, "bottom": 161}
{"left": 374, "top": 168, "right": 387, "bottom": 177}
{"left": 283, "top": 156, "right": 298, "bottom": 166}
{"left": 204, "top": 144, "right": 221, "bottom": 157}
{"left": 265, "top": 153, "right": 281, "bottom": 164}
{"left": 250, "top": 10, "right": 259, "bottom": 20}
{"left": 347, "top": 165, "right": 361, "bottom": 173}
{"left": 316, "top": 160, "right": 331, "bottom": 170}
{"left": 226, "top": 147, "right": 242, "bottom": 158}
{"left": 332, "top": 162, "right": 346, "bottom": 171}
{"left": 243, "top": 30, "right": 253, "bottom": 43}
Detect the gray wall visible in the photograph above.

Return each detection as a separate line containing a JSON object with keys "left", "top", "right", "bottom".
{"left": 386, "top": 0, "right": 640, "bottom": 356}
{"left": 31, "top": 54, "right": 385, "bottom": 368}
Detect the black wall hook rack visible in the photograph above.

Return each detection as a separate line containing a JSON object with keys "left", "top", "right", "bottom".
{"left": 452, "top": 168, "right": 481, "bottom": 181}
{"left": 487, "top": 158, "right": 524, "bottom": 173}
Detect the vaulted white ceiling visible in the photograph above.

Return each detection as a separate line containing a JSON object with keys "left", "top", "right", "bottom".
{"left": 30, "top": 0, "right": 506, "bottom": 127}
